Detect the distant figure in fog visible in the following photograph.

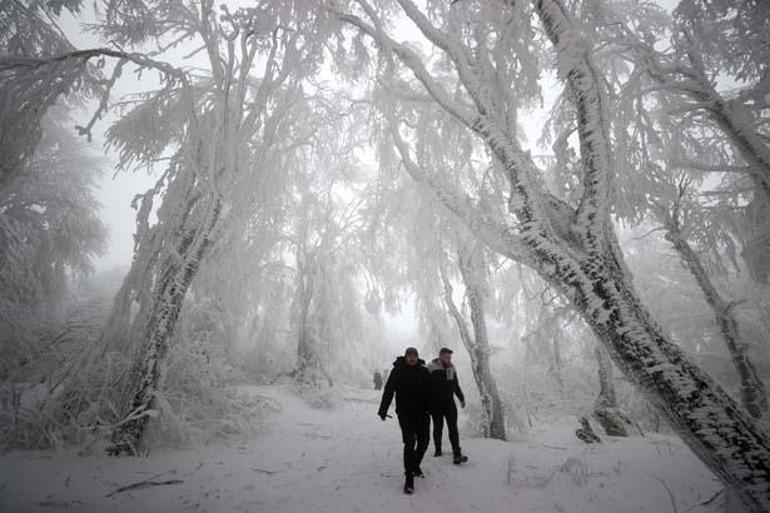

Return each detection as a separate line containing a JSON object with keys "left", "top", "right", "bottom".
{"left": 373, "top": 370, "right": 383, "bottom": 390}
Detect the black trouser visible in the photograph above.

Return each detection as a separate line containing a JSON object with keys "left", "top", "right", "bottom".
{"left": 397, "top": 412, "right": 430, "bottom": 476}
{"left": 432, "top": 405, "right": 460, "bottom": 455}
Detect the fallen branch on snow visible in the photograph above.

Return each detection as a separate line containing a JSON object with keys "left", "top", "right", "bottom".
{"left": 105, "top": 471, "right": 183, "bottom": 497}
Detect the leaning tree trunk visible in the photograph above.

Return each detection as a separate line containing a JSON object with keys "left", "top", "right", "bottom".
{"left": 664, "top": 222, "right": 768, "bottom": 418}
{"left": 549, "top": 240, "right": 770, "bottom": 511}
{"left": 107, "top": 172, "right": 221, "bottom": 455}
{"left": 440, "top": 243, "right": 506, "bottom": 440}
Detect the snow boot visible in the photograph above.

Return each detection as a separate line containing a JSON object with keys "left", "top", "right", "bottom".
{"left": 453, "top": 452, "right": 468, "bottom": 465}
{"left": 404, "top": 473, "right": 414, "bottom": 494}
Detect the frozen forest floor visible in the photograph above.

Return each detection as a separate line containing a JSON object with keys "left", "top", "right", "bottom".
{"left": 0, "top": 384, "right": 726, "bottom": 513}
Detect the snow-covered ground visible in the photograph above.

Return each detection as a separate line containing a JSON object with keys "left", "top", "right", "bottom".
{"left": 0, "top": 385, "right": 724, "bottom": 513}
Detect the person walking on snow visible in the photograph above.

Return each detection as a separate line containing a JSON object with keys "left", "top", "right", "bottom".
{"left": 378, "top": 347, "right": 431, "bottom": 495}
{"left": 373, "top": 370, "right": 383, "bottom": 390}
{"left": 427, "top": 347, "right": 468, "bottom": 464}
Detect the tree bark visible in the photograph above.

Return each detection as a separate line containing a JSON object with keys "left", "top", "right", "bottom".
{"left": 664, "top": 222, "right": 767, "bottom": 418}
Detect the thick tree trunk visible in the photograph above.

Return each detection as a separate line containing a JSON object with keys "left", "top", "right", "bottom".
{"left": 664, "top": 223, "right": 767, "bottom": 418}
{"left": 441, "top": 244, "right": 506, "bottom": 441}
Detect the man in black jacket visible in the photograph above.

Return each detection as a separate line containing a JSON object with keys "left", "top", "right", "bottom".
{"left": 427, "top": 347, "right": 468, "bottom": 464}
{"left": 378, "top": 347, "right": 431, "bottom": 494}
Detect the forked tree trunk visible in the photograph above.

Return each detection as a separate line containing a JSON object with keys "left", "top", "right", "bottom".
{"left": 440, "top": 243, "right": 506, "bottom": 440}
{"left": 664, "top": 222, "right": 767, "bottom": 418}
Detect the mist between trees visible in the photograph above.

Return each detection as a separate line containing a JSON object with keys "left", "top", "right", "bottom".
{"left": 1, "top": 1, "right": 769, "bottom": 511}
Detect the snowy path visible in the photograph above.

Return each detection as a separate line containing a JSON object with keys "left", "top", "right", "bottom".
{"left": 0, "top": 385, "right": 723, "bottom": 513}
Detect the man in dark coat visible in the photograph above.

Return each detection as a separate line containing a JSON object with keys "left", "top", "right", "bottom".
{"left": 378, "top": 347, "right": 431, "bottom": 494}
{"left": 427, "top": 347, "right": 468, "bottom": 464}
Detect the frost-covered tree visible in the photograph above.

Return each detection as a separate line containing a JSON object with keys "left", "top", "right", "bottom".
{"left": 0, "top": 110, "right": 106, "bottom": 380}
{"left": 101, "top": 2, "right": 338, "bottom": 455}
{"left": 1, "top": 0, "right": 341, "bottom": 455}
{"left": 336, "top": 0, "right": 770, "bottom": 510}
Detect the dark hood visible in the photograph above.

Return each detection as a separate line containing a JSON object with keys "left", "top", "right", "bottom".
{"left": 393, "top": 356, "right": 426, "bottom": 367}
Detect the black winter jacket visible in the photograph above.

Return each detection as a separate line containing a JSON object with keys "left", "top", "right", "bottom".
{"left": 426, "top": 358, "right": 465, "bottom": 410}
{"left": 378, "top": 357, "right": 431, "bottom": 416}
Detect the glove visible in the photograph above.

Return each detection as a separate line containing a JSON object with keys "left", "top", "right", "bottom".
{"left": 378, "top": 411, "right": 387, "bottom": 421}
